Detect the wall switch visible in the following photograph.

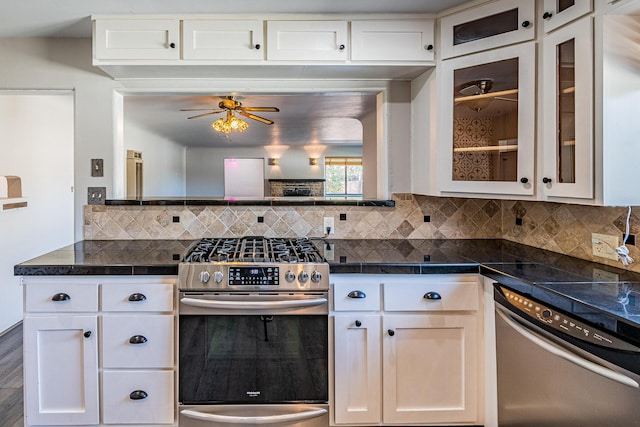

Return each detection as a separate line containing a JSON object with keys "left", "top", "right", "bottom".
{"left": 87, "top": 187, "right": 106, "bottom": 205}
{"left": 591, "top": 233, "right": 619, "bottom": 261}
{"left": 323, "top": 217, "right": 334, "bottom": 235}
{"left": 91, "top": 159, "right": 104, "bottom": 177}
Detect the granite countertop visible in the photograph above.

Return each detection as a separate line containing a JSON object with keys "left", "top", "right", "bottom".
{"left": 14, "top": 238, "right": 640, "bottom": 341}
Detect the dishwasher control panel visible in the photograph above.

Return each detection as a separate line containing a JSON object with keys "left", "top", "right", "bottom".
{"left": 498, "top": 286, "right": 640, "bottom": 352}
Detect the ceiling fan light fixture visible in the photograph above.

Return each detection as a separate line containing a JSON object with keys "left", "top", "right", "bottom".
{"left": 212, "top": 111, "right": 248, "bottom": 134}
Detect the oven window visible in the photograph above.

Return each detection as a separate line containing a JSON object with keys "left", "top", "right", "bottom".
{"left": 179, "top": 315, "right": 328, "bottom": 404}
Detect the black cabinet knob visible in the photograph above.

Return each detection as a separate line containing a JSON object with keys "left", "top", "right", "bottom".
{"left": 355, "top": 320, "right": 362, "bottom": 327}
{"left": 128, "top": 293, "right": 147, "bottom": 302}
{"left": 129, "top": 390, "right": 148, "bottom": 400}
{"left": 520, "top": 177, "right": 529, "bottom": 184}
{"left": 347, "top": 290, "right": 366, "bottom": 299}
{"left": 129, "top": 335, "right": 148, "bottom": 344}
{"left": 52, "top": 293, "right": 70, "bottom": 302}
{"left": 169, "top": 42, "right": 176, "bottom": 48}
{"left": 543, "top": 11, "right": 553, "bottom": 20}
{"left": 388, "top": 329, "right": 395, "bottom": 336}
{"left": 542, "top": 177, "right": 552, "bottom": 184}
{"left": 339, "top": 44, "right": 345, "bottom": 50}
{"left": 425, "top": 44, "right": 434, "bottom": 51}
{"left": 424, "top": 291, "right": 442, "bottom": 300}
{"left": 83, "top": 331, "right": 92, "bottom": 338}
{"left": 255, "top": 44, "right": 261, "bottom": 50}
{"left": 522, "top": 20, "right": 531, "bottom": 28}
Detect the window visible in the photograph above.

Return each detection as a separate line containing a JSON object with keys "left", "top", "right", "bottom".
{"left": 325, "top": 157, "right": 363, "bottom": 196}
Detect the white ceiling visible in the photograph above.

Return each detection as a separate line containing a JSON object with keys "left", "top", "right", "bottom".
{"left": 2, "top": 0, "right": 471, "bottom": 147}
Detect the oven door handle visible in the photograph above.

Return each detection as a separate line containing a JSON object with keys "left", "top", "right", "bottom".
{"left": 180, "top": 407, "right": 327, "bottom": 424}
{"left": 496, "top": 305, "right": 639, "bottom": 389}
{"left": 180, "top": 296, "right": 327, "bottom": 310}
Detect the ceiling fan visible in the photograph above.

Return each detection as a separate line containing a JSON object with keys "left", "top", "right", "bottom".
{"left": 454, "top": 79, "right": 518, "bottom": 112}
{"left": 181, "top": 96, "right": 280, "bottom": 126}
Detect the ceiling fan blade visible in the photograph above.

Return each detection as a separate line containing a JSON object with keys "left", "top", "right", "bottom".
{"left": 494, "top": 97, "right": 518, "bottom": 102}
{"left": 180, "top": 108, "right": 220, "bottom": 112}
{"left": 240, "top": 107, "right": 280, "bottom": 112}
{"left": 187, "top": 111, "right": 221, "bottom": 119}
{"left": 454, "top": 88, "right": 518, "bottom": 103}
{"left": 238, "top": 111, "right": 275, "bottom": 125}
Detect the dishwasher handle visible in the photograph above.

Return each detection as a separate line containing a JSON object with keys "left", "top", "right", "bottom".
{"left": 495, "top": 305, "right": 639, "bottom": 389}
{"left": 180, "top": 407, "right": 327, "bottom": 425}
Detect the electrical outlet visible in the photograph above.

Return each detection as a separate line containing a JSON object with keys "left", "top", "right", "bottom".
{"left": 323, "top": 217, "right": 334, "bottom": 235}
{"left": 592, "top": 233, "right": 619, "bottom": 261}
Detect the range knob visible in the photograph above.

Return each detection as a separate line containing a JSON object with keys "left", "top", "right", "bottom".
{"left": 311, "top": 270, "right": 323, "bottom": 283}
{"left": 213, "top": 271, "right": 224, "bottom": 283}
{"left": 542, "top": 309, "right": 552, "bottom": 319}
{"left": 285, "top": 271, "right": 296, "bottom": 282}
{"left": 298, "top": 271, "right": 310, "bottom": 283}
{"left": 199, "top": 270, "right": 211, "bottom": 283}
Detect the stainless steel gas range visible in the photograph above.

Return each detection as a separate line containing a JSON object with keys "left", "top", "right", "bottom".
{"left": 177, "top": 236, "right": 330, "bottom": 427}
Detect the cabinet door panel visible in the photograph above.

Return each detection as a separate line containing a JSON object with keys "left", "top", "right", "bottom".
{"left": 267, "top": 21, "right": 348, "bottom": 61}
{"left": 24, "top": 316, "right": 99, "bottom": 425}
{"left": 94, "top": 19, "right": 180, "bottom": 60}
{"left": 542, "top": 0, "right": 592, "bottom": 33}
{"left": 542, "top": 18, "right": 593, "bottom": 199}
{"left": 382, "top": 314, "right": 478, "bottom": 424}
{"left": 183, "top": 20, "right": 264, "bottom": 60}
{"left": 333, "top": 315, "right": 381, "bottom": 424}
{"left": 351, "top": 20, "right": 434, "bottom": 62}
{"left": 101, "top": 282, "right": 174, "bottom": 312}
{"left": 439, "top": 43, "right": 536, "bottom": 196}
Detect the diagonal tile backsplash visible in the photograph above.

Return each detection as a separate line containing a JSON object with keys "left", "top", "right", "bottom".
{"left": 85, "top": 194, "right": 640, "bottom": 273}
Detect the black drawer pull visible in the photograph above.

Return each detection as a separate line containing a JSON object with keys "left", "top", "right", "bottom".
{"left": 83, "top": 331, "right": 92, "bottom": 338}
{"left": 52, "top": 293, "right": 70, "bottom": 302}
{"left": 129, "top": 390, "right": 148, "bottom": 400}
{"left": 347, "top": 290, "right": 366, "bottom": 299}
{"left": 128, "top": 293, "right": 147, "bottom": 302}
{"left": 129, "top": 335, "right": 148, "bottom": 344}
{"left": 169, "top": 42, "right": 176, "bottom": 48}
{"left": 423, "top": 291, "right": 442, "bottom": 300}
{"left": 355, "top": 320, "right": 362, "bottom": 327}
{"left": 388, "top": 329, "right": 395, "bottom": 336}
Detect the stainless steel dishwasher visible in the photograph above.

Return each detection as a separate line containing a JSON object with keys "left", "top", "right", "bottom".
{"left": 494, "top": 284, "right": 640, "bottom": 426}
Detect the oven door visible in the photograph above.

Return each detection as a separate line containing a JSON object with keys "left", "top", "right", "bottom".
{"left": 178, "top": 292, "right": 329, "bottom": 425}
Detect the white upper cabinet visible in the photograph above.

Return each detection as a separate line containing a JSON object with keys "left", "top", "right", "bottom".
{"left": 438, "top": 42, "right": 536, "bottom": 196}
{"left": 266, "top": 20, "right": 348, "bottom": 61}
{"left": 541, "top": 17, "right": 593, "bottom": 199}
{"left": 183, "top": 20, "right": 265, "bottom": 60}
{"left": 93, "top": 19, "right": 180, "bottom": 60}
{"left": 350, "top": 20, "right": 435, "bottom": 62}
{"left": 440, "top": 0, "right": 535, "bottom": 59}
{"left": 542, "top": 0, "right": 593, "bottom": 33}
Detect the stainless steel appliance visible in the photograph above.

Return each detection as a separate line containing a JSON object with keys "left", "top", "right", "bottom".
{"left": 178, "top": 237, "right": 329, "bottom": 427}
{"left": 494, "top": 284, "right": 640, "bottom": 426}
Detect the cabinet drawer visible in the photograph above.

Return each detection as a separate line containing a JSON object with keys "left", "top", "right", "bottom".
{"left": 383, "top": 280, "right": 479, "bottom": 312}
{"left": 102, "top": 370, "right": 174, "bottom": 424}
{"left": 101, "top": 283, "right": 174, "bottom": 312}
{"left": 333, "top": 279, "right": 381, "bottom": 311}
{"left": 25, "top": 283, "right": 98, "bottom": 312}
{"left": 102, "top": 315, "right": 174, "bottom": 368}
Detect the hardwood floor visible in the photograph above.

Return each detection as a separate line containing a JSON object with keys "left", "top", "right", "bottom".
{"left": 0, "top": 323, "right": 23, "bottom": 427}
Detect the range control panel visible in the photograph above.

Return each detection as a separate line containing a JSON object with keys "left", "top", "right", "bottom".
{"left": 229, "top": 266, "right": 279, "bottom": 286}
{"left": 499, "top": 286, "right": 639, "bottom": 352}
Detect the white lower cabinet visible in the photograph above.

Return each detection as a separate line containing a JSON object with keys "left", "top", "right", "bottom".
{"left": 332, "top": 274, "right": 483, "bottom": 426}
{"left": 22, "top": 276, "right": 177, "bottom": 426}
{"left": 23, "top": 315, "right": 100, "bottom": 426}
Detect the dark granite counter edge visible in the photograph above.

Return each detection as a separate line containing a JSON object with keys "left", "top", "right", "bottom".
{"left": 104, "top": 199, "right": 395, "bottom": 207}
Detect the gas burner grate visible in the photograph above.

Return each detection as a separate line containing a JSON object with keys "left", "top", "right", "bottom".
{"left": 183, "top": 236, "right": 324, "bottom": 263}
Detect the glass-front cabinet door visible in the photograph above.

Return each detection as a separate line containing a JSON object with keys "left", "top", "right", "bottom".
{"left": 440, "top": 0, "right": 534, "bottom": 59}
{"left": 542, "top": 0, "right": 592, "bottom": 33}
{"left": 542, "top": 17, "right": 593, "bottom": 199}
{"left": 439, "top": 43, "right": 536, "bottom": 196}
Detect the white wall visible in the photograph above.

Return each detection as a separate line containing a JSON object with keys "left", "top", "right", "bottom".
{"left": 186, "top": 145, "right": 362, "bottom": 196}
{"left": 124, "top": 122, "right": 187, "bottom": 197}
{"left": 0, "top": 92, "right": 74, "bottom": 332}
